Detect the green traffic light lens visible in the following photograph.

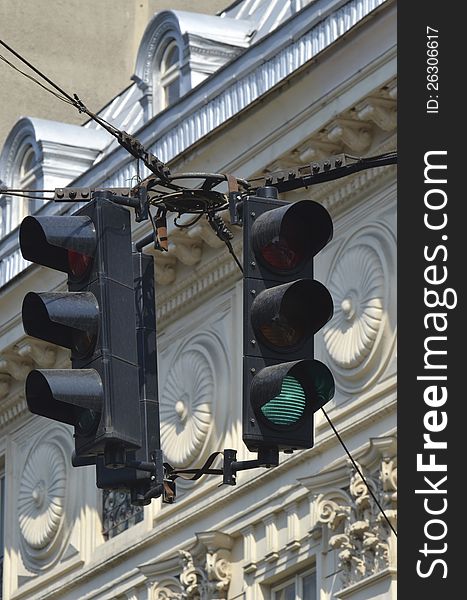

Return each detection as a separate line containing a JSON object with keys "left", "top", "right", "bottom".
{"left": 261, "top": 375, "right": 306, "bottom": 425}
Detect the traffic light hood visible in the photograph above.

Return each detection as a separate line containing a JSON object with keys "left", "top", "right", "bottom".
{"left": 20, "top": 215, "right": 96, "bottom": 274}
{"left": 251, "top": 200, "right": 333, "bottom": 274}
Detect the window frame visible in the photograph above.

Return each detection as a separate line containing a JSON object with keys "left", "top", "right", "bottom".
{"left": 271, "top": 567, "right": 317, "bottom": 600}
{"left": 156, "top": 39, "right": 181, "bottom": 111}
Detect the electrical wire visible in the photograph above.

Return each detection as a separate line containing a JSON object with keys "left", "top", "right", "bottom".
{"left": 0, "top": 191, "right": 53, "bottom": 200}
{"left": 0, "top": 38, "right": 169, "bottom": 180}
{"left": 321, "top": 407, "right": 397, "bottom": 537}
{"left": 0, "top": 39, "right": 120, "bottom": 136}
{"left": 1, "top": 188, "right": 55, "bottom": 193}
{"left": 174, "top": 213, "right": 205, "bottom": 228}
{"left": 0, "top": 53, "right": 76, "bottom": 106}
{"left": 225, "top": 240, "right": 244, "bottom": 274}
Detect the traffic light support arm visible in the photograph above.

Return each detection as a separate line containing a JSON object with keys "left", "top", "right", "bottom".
{"left": 162, "top": 447, "right": 279, "bottom": 497}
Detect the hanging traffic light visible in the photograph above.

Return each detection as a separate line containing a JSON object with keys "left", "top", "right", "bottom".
{"left": 20, "top": 196, "right": 141, "bottom": 466}
{"left": 242, "top": 187, "right": 335, "bottom": 452}
{"left": 93, "top": 251, "right": 163, "bottom": 505}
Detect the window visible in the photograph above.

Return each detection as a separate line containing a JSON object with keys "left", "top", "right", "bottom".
{"left": 160, "top": 41, "right": 180, "bottom": 108}
{"left": 272, "top": 569, "right": 316, "bottom": 600}
{"left": 18, "top": 146, "right": 40, "bottom": 214}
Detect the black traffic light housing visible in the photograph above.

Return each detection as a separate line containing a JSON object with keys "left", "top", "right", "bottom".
{"left": 243, "top": 188, "right": 335, "bottom": 452}
{"left": 92, "top": 251, "right": 163, "bottom": 505}
{"left": 20, "top": 197, "right": 141, "bottom": 464}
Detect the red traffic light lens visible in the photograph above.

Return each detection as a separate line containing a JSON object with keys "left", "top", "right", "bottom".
{"left": 260, "top": 237, "right": 303, "bottom": 271}
{"left": 68, "top": 250, "right": 93, "bottom": 279}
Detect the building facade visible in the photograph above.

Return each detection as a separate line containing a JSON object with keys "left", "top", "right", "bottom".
{"left": 0, "top": 0, "right": 397, "bottom": 598}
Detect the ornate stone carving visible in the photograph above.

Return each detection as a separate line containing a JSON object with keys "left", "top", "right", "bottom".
{"left": 154, "top": 252, "right": 177, "bottom": 285}
{"left": 18, "top": 442, "right": 66, "bottom": 550}
{"left": 160, "top": 344, "right": 214, "bottom": 467}
{"left": 292, "top": 138, "right": 341, "bottom": 163}
{"left": 0, "top": 372, "right": 11, "bottom": 399}
{"left": 325, "top": 118, "right": 373, "bottom": 154}
{"left": 0, "top": 352, "right": 33, "bottom": 381}
{"left": 179, "top": 532, "right": 233, "bottom": 600}
{"left": 17, "top": 430, "right": 73, "bottom": 572}
{"left": 0, "top": 338, "right": 61, "bottom": 380}
{"left": 322, "top": 221, "right": 396, "bottom": 392}
{"left": 355, "top": 97, "right": 397, "bottom": 131}
{"left": 313, "top": 438, "right": 397, "bottom": 589}
{"left": 169, "top": 231, "right": 203, "bottom": 266}
{"left": 138, "top": 532, "right": 232, "bottom": 600}
{"left": 324, "top": 244, "right": 384, "bottom": 370}
{"left": 187, "top": 217, "right": 226, "bottom": 249}
{"left": 153, "top": 579, "right": 183, "bottom": 600}
{"left": 15, "top": 339, "right": 57, "bottom": 368}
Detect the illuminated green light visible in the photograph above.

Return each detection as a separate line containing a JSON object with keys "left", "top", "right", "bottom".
{"left": 261, "top": 375, "right": 306, "bottom": 425}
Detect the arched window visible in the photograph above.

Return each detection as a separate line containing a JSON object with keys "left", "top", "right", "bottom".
{"left": 18, "top": 146, "right": 40, "bottom": 214}
{"left": 160, "top": 41, "right": 180, "bottom": 108}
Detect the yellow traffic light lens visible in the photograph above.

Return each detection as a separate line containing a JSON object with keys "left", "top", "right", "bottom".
{"left": 261, "top": 375, "right": 306, "bottom": 425}
{"left": 259, "top": 318, "right": 304, "bottom": 347}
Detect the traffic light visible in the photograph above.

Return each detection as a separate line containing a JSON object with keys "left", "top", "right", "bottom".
{"left": 242, "top": 187, "right": 335, "bottom": 452}
{"left": 20, "top": 196, "right": 141, "bottom": 466}
{"left": 93, "top": 251, "right": 163, "bottom": 505}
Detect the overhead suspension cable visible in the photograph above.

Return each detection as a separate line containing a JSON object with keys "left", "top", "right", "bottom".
{"left": 0, "top": 38, "right": 170, "bottom": 181}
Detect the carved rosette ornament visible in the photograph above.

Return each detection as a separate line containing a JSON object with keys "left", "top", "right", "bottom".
{"left": 322, "top": 225, "right": 396, "bottom": 391}
{"left": 316, "top": 449, "right": 397, "bottom": 589}
{"left": 18, "top": 442, "right": 66, "bottom": 549}
{"left": 17, "top": 429, "right": 74, "bottom": 572}
{"left": 324, "top": 245, "right": 384, "bottom": 369}
{"left": 160, "top": 345, "right": 214, "bottom": 467}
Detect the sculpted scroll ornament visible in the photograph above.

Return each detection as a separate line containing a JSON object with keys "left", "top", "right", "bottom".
{"left": 316, "top": 456, "right": 397, "bottom": 588}
{"left": 160, "top": 347, "right": 214, "bottom": 467}
{"left": 179, "top": 547, "right": 232, "bottom": 599}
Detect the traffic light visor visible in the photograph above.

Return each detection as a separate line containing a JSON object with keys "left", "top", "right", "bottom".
{"left": 26, "top": 368, "right": 103, "bottom": 434}
{"left": 251, "top": 279, "right": 333, "bottom": 350}
{"left": 251, "top": 200, "right": 333, "bottom": 273}
{"left": 20, "top": 215, "right": 96, "bottom": 276}
{"left": 22, "top": 291, "right": 99, "bottom": 357}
